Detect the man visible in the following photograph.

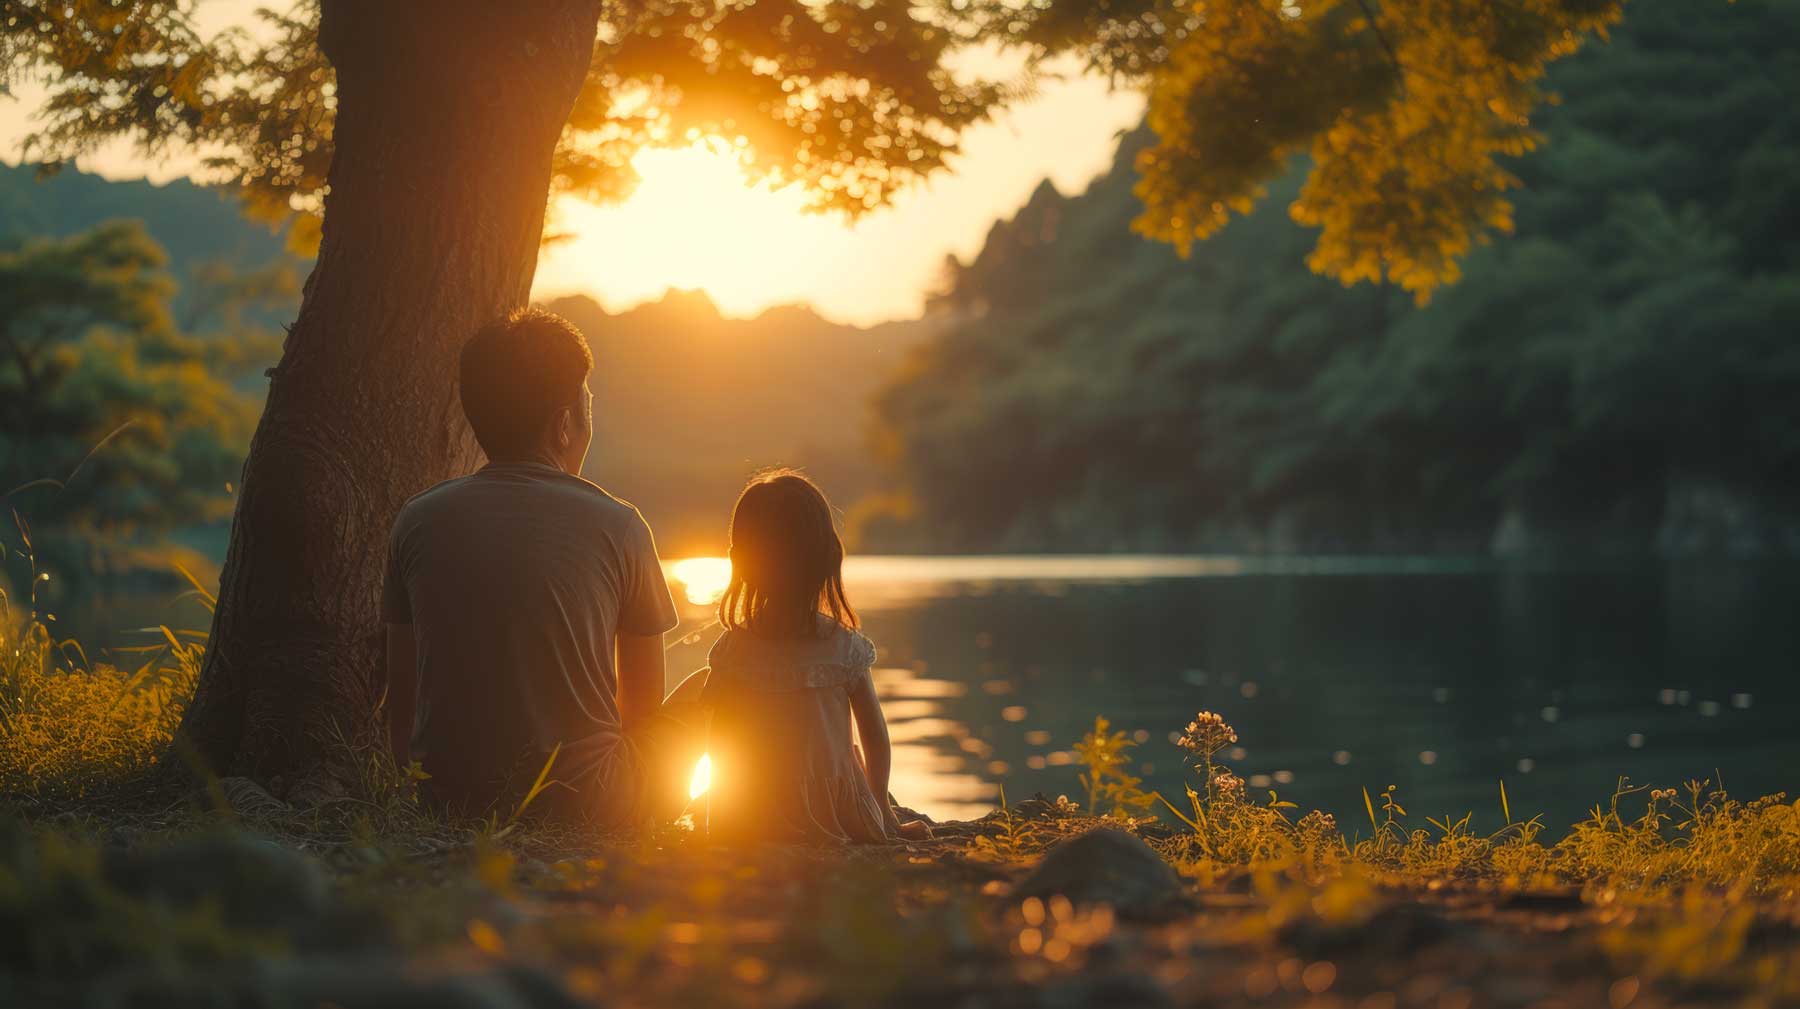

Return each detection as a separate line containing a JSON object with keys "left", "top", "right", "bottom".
{"left": 383, "top": 308, "right": 697, "bottom": 825}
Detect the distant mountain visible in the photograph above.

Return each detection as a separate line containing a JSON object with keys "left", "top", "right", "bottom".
{"left": 0, "top": 161, "right": 305, "bottom": 325}
{"left": 546, "top": 292, "right": 935, "bottom": 555}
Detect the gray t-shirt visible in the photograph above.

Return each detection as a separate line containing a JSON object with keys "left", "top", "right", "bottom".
{"left": 383, "top": 462, "right": 678, "bottom": 811}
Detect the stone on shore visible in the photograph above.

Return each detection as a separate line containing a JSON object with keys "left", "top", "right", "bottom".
{"left": 1011, "top": 828, "right": 1182, "bottom": 917}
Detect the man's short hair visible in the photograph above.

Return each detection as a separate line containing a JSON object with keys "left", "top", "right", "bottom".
{"left": 459, "top": 308, "right": 593, "bottom": 460}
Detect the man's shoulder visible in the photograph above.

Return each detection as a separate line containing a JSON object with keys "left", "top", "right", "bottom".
{"left": 396, "top": 468, "right": 648, "bottom": 534}
{"left": 393, "top": 474, "right": 477, "bottom": 527}
{"left": 566, "top": 474, "right": 640, "bottom": 513}
{"left": 557, "top": 474, "right": 651, "bottom": 533}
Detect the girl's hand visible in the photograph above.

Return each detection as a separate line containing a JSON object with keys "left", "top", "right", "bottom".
{"left": 897, "top": 818, "right": 933, "bottom": 841}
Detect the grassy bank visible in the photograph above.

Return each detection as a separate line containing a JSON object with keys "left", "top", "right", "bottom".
{"left": 4, "top": 591, "right": 1799, "bottom": 1007}
{"left": 7, "top": 775, "right": 1799, "bottom": 1008}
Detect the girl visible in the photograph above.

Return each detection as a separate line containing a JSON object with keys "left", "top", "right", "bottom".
{"left": 700, "top": 471, "right": 929, "bottom": 843}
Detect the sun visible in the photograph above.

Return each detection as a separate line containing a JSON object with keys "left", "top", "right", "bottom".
{"left": 534, "top": 143, "right": 859, "bottom": 318}
{"left": 667, "top": 556, "right": 733, "bottom": 606}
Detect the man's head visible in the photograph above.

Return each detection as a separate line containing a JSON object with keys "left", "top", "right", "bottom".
{"left": 459, "top": 308, "right": 594, "bottom": 473}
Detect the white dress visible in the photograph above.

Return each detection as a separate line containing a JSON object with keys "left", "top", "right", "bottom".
{"left": 700, "top": 618, "right": 894, "bottom": 844}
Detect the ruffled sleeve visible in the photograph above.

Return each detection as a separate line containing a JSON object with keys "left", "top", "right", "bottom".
{"left": 704, "top": 625, "right": 874, "bottom": 693}
{"left": 843, "top": 630, "right": 876, "bottom": 677}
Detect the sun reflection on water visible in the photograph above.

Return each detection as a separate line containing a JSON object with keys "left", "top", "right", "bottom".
{"left": 866, "top": 666, "right": 998, "bottom": 820}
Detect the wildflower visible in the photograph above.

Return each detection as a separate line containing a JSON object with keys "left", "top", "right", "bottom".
{"left": 1211, "top": 770, "right": 1246, "bottom": 802}
{"left": 1296, "top": 809, "right": 1338, "bottom": 837}
{"left": 1178, "top": 711, "right": 1238, "bottom": 759}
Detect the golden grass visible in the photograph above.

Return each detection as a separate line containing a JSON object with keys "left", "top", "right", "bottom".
{"left": 0, "top": 583, "right": 200, "bottom": 799}
{"left": 1073, "top": 712, "right": 1800, "bottom": 903}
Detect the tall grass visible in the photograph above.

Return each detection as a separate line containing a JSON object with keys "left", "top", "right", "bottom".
{"left": 1, "top": 531, "right": 203, "bottom": 799}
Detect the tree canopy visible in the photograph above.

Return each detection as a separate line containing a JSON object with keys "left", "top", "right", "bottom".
{"left": 3, "top": 0, "right": 1621, "bottom": 297}
{"left": 0, "top": 221, "right": 278, "bottom": 567}
{"left": 866, "top": 0, "right": 1800, "bottom": 555}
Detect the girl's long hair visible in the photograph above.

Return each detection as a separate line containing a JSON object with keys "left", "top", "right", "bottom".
{"left": 719, "top": 470, "right": 858, "bottom": 637}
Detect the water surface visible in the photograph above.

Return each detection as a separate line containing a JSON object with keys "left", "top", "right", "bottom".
{"left": 669, "top": 556, "right": 1800, "bottom": 832}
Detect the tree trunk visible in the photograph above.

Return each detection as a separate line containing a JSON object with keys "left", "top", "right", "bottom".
{"left": 177, "top": 0, "right": 601, "bottom": 793}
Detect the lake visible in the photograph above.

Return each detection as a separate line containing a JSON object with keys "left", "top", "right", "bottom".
{"left": 668, "top": 556, "right": 1800, "bottom": 834}
{"left": 47, "top": 555, "right": 1800, "bottom": 836}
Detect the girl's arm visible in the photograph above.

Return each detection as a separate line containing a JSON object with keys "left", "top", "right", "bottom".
{"left": 847, "top": 674, "right": 892, "bottom": 806}
{"left": 850, "top": 657, "right": 931, "bottom": 839}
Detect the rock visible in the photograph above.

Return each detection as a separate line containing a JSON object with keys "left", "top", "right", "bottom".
{"left": 218, "top": 777, "right": 293, "bottom": 822}
{"left": 104, "top": 832, "right": 332, "bottom": 935}
{"left": 1007, "top": 794, "right": 1070, "bottom": 820}
{"left": 1010, "top": 829, "right": 1182, "bottom": 917}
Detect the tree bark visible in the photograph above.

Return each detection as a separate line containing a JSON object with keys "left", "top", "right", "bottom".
{"left": 177, "top": 0, "right": 601, "bottom": 793}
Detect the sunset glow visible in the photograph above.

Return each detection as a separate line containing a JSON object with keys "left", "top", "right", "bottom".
{"left": 541, "top": 144, "right": 849, "bottom": 319}
{"left": 528, "top": 69, "right": 1144, "bottom": 323}
{"left": 667, "top": 556, "right": 733, "bottom": 606}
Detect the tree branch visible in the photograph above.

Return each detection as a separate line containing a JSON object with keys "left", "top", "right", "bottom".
{"left": 1354, "top": 0, "right": 1406, "bottom": 85}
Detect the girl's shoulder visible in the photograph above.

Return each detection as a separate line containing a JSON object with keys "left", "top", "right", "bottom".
{"left": 811, "top": 614, "right": 875, "bottom": 670}
{"left": 706, "top": 620, "right": 875, "bottom": 692}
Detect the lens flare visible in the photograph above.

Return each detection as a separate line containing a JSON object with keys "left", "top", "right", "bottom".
{"left": 689, "top": 753, "right": 713, "bottom": 800}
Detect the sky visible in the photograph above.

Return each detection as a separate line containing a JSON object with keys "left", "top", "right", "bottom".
{"left": 0, "top": 3, "right": 1144, "bottom": 327}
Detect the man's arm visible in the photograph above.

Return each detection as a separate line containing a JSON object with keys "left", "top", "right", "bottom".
{"left": 616, "top": 631, "right": 667, "bottom": 732}
{"left": 385, "top": 623, "right": 418, "bottom": 767}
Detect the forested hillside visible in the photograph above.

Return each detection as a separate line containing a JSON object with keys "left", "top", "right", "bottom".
{"left": 0, "top": 163, "right": 303, "bottom": 327}
{"left": 866, "top": 0, "right": 1800, "bottom": 556}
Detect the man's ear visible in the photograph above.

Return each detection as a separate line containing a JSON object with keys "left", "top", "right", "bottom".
{"left": 553, "top": 406, "right": 572, "bottom": 448}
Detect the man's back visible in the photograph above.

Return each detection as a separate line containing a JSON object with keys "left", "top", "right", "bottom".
{"left": 384, "top": 461, "right": 676, "bottom": 812}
